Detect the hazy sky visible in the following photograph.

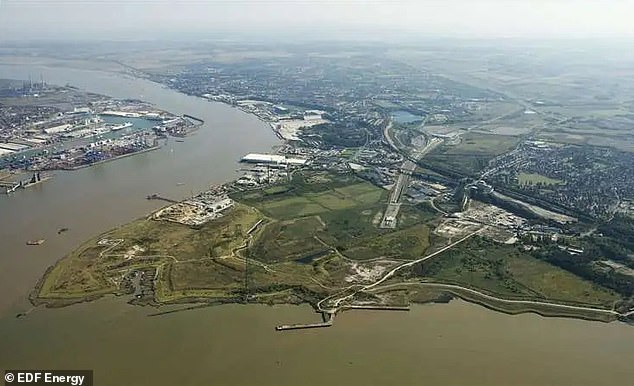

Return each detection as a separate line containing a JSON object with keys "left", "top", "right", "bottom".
{"left": 1, "top": 0, "right": 634, "bottom": 41}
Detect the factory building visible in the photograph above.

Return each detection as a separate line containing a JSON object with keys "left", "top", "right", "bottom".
{"left": 240, "top": 153, "right": 307, "bottom": 167}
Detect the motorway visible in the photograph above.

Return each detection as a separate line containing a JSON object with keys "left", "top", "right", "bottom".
{"left": 382, "top": 120, "right": 399, "bottom": 152}
{"left": 380, "top": 119, "right": 442, "bottom": 228}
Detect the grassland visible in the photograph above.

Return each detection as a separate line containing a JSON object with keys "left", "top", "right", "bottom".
{"left": 236, "top": 178, "right": 385, "bottom": 220}
{"left": 417, "top": 237, "right": 618, "bottom": 307}
{"left": 427, "top": 132, "right": 521, "bottom": 176}
{"left": 36, "top": 204, "right": 262, "bottom": 302}
{"left": 251, "top": 216, "right": 327, "bottom": 263}
{"left": 450, "top": 133, "right": 520, "bottom": 155}
{"left": 242, "top": 173, "right": 433, "bottom": 262}
{"left": 343, "top": 224, "right": 430, "bottom": 261}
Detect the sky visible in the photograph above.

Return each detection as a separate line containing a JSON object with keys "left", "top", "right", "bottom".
{"left": 1, "top": 0, "right": 634, "bottom": 41}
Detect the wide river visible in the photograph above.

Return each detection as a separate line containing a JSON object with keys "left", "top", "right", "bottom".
{"left": 0, "top": 64, "right": 633, "bottom": 386}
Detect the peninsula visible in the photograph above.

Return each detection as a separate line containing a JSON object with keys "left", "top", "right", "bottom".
{"left": 30, "top": 46, "right": 634, "bottom": 327}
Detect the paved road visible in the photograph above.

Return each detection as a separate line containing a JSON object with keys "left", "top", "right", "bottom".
{"left": 382, "top": 120, "right": 398, "bottom": 152}
{"left": 379, "top": 128, "right": 442, "bottom": 228}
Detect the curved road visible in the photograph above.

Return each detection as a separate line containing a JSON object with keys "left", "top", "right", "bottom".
{"left": 371, "top": 282, "right": 620, "bottom": 317}
{"left": 318, "top": 229, "right": 482, "bottom": 312}
{"left": 317, "top": 227, "right": 632, "bottom": 319}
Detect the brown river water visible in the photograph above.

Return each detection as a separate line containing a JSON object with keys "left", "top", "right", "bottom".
{"left": 0, "top": 64, "right": 632, "bottom": 386}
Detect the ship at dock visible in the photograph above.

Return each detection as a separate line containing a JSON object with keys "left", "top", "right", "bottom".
{"left": 109, "top": 122, "right": 133, "bottom": 131}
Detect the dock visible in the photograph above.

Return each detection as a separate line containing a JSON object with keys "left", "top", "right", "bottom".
{"left": 275, "top": 313, "right": 334, "bottom": 331}
{"left": 146, "top": 193, "right": 178, "bottom": 203}
{"left": 2, "top": 173, "right": 52, "bottom": 194}
{"left": 183, "top": 114, "right": 204, "bottom": 125}
{"left": 275, "top": 305, "right": 410, "bottom": 332}
{"left": 275, "top": 321, "right": 333, "bottom": 331}
{"left": 342, "top": 305, "right": 410, "bottom": 311}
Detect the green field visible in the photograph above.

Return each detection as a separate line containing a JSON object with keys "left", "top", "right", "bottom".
{"left": 251, "top": 216, "right": 327, "bottom": 263}
{"left": 418, "top": 237, "right": 618, "bottom": 306}
{"left": 518, "top": 172, "right": 563, "bottom": 186}
{"left": 427, "top": 133, "right": 521, "bottom": 175}
{"left": 37, "top": 172, "right": 408, "bottom": 306}
{"left": 37, "top": 204, "right": 261, "bottom": 300}
{"left": 245, "top": 174, "right": 429, "bottom": 262}
{"left": 259, "top": 196, "right": 329, "bottom": 218}
{"left": 345, "top": 224, "right": 431, "bottom": 261}
{"left": 170, "top": 259, "right": 244, "bottom": 290}
{"left": 447, "top": 133, "right": 520, "bottom": 156}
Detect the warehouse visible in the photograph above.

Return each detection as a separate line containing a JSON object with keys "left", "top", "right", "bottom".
{"left": 240, "top": 153, "right": 307, "bottom": 166}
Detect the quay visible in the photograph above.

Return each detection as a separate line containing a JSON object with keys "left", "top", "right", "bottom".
{"left": 342, "top": 305, "right": 410, "bottom": 311}
{"left": 276, "top": 313, "right": 334, "bottom": 331}
{"left": 183, "top": 114, "right": 204, "bottom": 125}
{"left": 275, "top": 321, "right": 333, "bottom": 331}
{"left": 146, "top": 193, "right": 178, "bottom": 203}
{"left": 2, "top": 173, "right": 52, "bottom": 194}
{"left": 276, "top": 305, "right": 410, "bottom": 331}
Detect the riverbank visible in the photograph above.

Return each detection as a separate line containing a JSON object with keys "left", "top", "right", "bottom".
{"left": 404, "top": 283, "right": 620, "bottom": 323}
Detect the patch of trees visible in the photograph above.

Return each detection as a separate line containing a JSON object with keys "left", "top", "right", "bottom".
{"left": 303, "top": 123, "right": 367, "bottom": 148}
{"left": 582, "top": 236, "right": 634, "bottom": 269}
{"left": 598, "top": 215, "right": 634, "bottom": 251}
{"left": 532, "top": 246, "right": 634, "bottom": 297}
{"left": 416, "top": 158, "right": 470, "bottom": 180}
{"left": 425, "top": 154, "right": 491, "bottom": 177}
{"left": 411, "top": 170, "right": 454, "bottom": 186}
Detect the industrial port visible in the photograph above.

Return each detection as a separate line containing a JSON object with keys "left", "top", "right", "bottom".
{"left": 0, "top": 82, "right": 203, "bottom": 193}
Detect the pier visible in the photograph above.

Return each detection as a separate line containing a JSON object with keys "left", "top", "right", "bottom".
{"left": 276, "top": 305, "right": 410, "bottom": 331}
{"left": 276, "top": 313, "right": 334, "bottom": 331}
{"left": 0, "top": 181, "right": 20, "bottom": 194}
{"left": 2, "top": 173, "right": 52, "bottom": 194}
{"left": 183, "top": 114, "right": 204, "bottom": 125}
{"left": 342, "top": 305, "right": 410, "bottom": 311}
{"left": 146, "top": 193, "right": 178, "bottom": 203}
{"left": 275, "top": 321, "right": 333, "bottom": 331}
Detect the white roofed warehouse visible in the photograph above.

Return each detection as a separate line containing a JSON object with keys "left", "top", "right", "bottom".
{"left": 240, "top": 153, "right": 307, "bottom": 167}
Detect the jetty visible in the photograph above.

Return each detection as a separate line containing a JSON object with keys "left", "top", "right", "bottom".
{"left": 276, "top": 313, "right": 334, "bottom": 331}
{"left": 2, "top": 173, "right": 52, "bottom": 194}
{"left": 275, "top": 304, "right": 410, "bottom": 331}
{"left": 183, "top": 114, "right": 204, "bottom": 125}
{"left": 146, "top": 194, "right": 178, "bottom": 204}
{"left": 341, "top": 305, "right": 410, "bottom": 311}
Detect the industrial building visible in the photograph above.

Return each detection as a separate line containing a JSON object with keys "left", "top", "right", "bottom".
{"left": 240, "top": 153, "right": 307, "bottom": 166}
